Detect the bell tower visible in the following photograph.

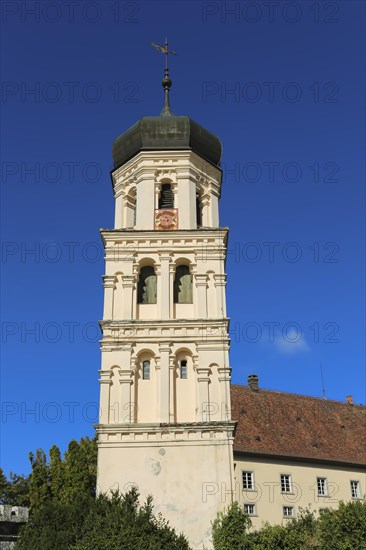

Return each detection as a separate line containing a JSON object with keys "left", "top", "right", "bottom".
{"left": 96, "top": 51, "right": 235, "bottom": 548}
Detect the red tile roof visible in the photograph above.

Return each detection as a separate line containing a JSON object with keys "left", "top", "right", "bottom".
{"left": 231, "top": 384, "right": 366, "bottom": 466}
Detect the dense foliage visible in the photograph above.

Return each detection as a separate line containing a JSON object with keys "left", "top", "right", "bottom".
{"left": 317, "top": 500, "right": 366, "bottom": 550}
{"left": 0, "top": 436, "right": 96, "bottom": 509}
{"left": 0, "top": 468, "right": 30, "bottom": 507}
{"left": 71, "top": 489, "right": 189, "bottom": 550}
{"left": 1, "top": 436, "right": 189, "bottom": 549}
{"left": 211, "top": 501, "right": 251, "bottom": 549}
{"left": 212, "top": 500, "right": 366, "bottom": 550}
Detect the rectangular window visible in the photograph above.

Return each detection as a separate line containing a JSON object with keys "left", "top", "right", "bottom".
{"left": 180, "top": 360, "right": 187, "bottom": 379}
{"left": 142, "top": 360, "right": 150, "bottom": 380}
{"left": 350, "top": 480, "right": 361, "bottom": 499}
{"left": 280, "top": 474, "right": 292, "bottom": 493}
{"left": 283, "top": 506, "right": 294, "bottom": 518}
{"left": 242, "top": 471, "right": 254, "bottom": 490}
{"left": 244, "top": 503, "right": 256, "bottom": 516}
{"left": 317, "top": 477, "right": 328, "bottom": 496}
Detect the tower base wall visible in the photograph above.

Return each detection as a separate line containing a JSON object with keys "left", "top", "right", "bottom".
{"left": 96, "top": 422, "right": 236, "bottom": 549}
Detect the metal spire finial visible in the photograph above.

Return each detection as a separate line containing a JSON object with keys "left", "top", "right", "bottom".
{"left": 151, "top": 38, "right": 176, "bottom": 116}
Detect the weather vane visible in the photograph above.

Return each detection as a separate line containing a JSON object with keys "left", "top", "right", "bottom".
{"left": 152, "top": 38, "right": 176, "bottom": 70}
{"left": 151, "top": 38, "right": 176, "bottom": 117}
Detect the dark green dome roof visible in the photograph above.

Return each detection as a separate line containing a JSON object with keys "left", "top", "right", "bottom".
{"left": 112, "top": 115, "right": 222, "bottom": 169}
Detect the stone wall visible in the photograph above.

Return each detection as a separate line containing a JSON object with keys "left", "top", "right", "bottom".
{"left": 0, "top": 506, "right": 29, "bottom": 549}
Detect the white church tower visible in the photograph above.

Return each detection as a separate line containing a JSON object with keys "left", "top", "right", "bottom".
{"left": 96, "top": 47, "right": 235, "bottom": 548}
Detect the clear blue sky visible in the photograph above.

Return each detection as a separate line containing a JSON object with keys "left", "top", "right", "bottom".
{"left": 1, "top": 1, "right": 365, "bottom": 475}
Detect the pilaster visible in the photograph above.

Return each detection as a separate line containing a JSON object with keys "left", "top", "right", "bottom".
{"left": 218, "top": 367, "right": 231, "bottom": 421}
{"left": 196, "top": 367, "right": 211, "bottom": 422}
{"left": 119, "top": 369, "right": 133, "bottom": 423}
{"left": 121, "top": 275, "right": 135, "bottom": 319}
{"left": 159, "top": 344, "right": 171, "bottom": 423}
{"left": 169, "top": 357, "right": 176, "bottom": 422}
{"left": 98, "top": 370, "right": 111, "bottom": 424}
{"left": 213, "top": 273, "right": 227, "bottom": 317}
{"left": 102, "top": 275, "right": 117, "bottom": 319}
{"left": 195, "top": 273, "right": 208, "bottom": 318}
{"left": 201, "top": 195, "right": 210, "bottom": 227}
{"left": 158, "top": 253, "right": 171, "bottom": 319}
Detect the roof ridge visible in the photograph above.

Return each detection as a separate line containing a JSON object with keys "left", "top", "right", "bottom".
{"left": 230, "top": 384, "right": 366, "bottom": 408}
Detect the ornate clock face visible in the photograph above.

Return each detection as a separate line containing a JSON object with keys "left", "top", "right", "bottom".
{"left": 155, "top": 208, "right": 178, "bottom": 230}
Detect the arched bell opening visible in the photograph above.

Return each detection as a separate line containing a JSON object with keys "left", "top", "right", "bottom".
{"left": 174, "top": 264, "right": 193, "bottom": 304}
{"left": 137, "top": 265, "right": 157, "bottom": 305}
{"left": 159, "top": 183, "right": 174, "bottom": 209}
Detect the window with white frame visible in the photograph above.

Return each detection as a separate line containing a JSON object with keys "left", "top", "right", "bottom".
{"left": 317, "top": 477, "right": 328, "bottom": 496}
{"left": 350, "top": 480, "right": 361, "bottom": 499}
{"left": 244, "top": 503, "right": 256, "bottom": 516}
{"left": 242, "top": 471, "right": 254, "bottom": 490}
{"left": 180, "top": 359, "right": 187, "bottom": 379}
{"left": 280, "top": 474, "right": 292, "bottom": 493}
{"left": 283, "top": 506, "right": 294, "bottom": 518}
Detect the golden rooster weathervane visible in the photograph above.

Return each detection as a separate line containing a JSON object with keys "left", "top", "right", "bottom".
{"left": 151, "top": 38, "right": 176, "bottom": 116}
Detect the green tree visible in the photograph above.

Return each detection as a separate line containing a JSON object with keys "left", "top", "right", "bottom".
{"left": 0, "top": 468, "right": 30, "bottom": 506}
{"left": 59, "top": 436, "right": 97, "bottom": 503}
{"left": 212, "top": 501, "right": 366, "bottom": 550}
{"left": 17, "top": 488, "right": 190, "bottom": 550}
{"left": 0, "top": 468, "right": 11, "bottom": 503}
{"left": 212, "top": 501, "right": 251, "bottom": 550}
{"left": 48, "top": 444, "right": 64, "bottom": 499}
{"left": 247, "top": 523, "right": 288, "bottom": 550}
{"left": 71, "top": 488, "right": 190, "bottom": 550}
{"left": 28, "top": 449, "right": 50, "bottom": 509}
{"left": 47, "top": 437, "right": 97, "bottom": 504}
{"left": 318, "top": 500, "right": 366, "bottom": 550}
{"left": 16, "top": 494, "right": 92, "bottom": 550}
{"left": 0, "top": 436, "right": 97, "bottom": 508}
{"left": 7, "top": 472, "right": 31, "bottom": 506}
{"left": 247, "top": 509, "right": 318, "bottom": 549}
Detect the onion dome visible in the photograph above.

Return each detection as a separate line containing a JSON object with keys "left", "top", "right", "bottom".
{"left": 112, "top": 41, "right": 222, "bottom": 169}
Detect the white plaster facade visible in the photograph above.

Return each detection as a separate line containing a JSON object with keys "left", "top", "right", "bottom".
{"left": 96, "top": 149, "right": 235, "bottom": 549}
